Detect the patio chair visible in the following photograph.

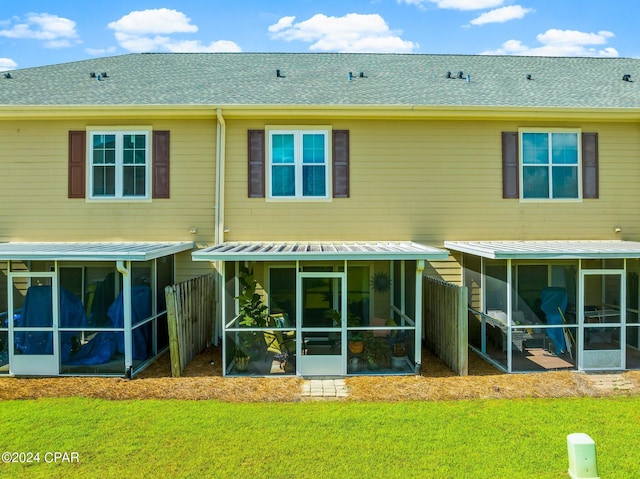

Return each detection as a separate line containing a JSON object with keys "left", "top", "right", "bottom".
{"left": 264, "top": 314, "right": 296, "bottom": 370}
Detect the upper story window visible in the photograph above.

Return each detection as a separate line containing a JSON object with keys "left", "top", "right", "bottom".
{"left": 520, "top": 130, "right": 580, "bottom": 200}
{"left": 268, "top": 130, "right": 329, "bottom": 199}
{"left": 89, "top": 131, "right": 150, "bottom": 199}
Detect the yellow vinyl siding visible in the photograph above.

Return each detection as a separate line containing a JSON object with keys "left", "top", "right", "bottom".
{"left": 0, "top": 119, "right": 217, "bottom": 244}
{"left": 223, "top": 119, "right": 640, "bottom": 246}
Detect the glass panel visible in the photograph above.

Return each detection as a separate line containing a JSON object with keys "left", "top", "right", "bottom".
{"left": 522, "top": 166, "right": 549, "bottom": 198}
{"left": 123, "top": 165, "right": 146, "bottom": 196}
{"left": 302, "top": 165, "right": 326, "bottom": 196}
{"left": 15, "top": 281, "right": 53, "bottom": 328}
{"left": 271, "top": 134, "right": 295, "bottom": 164}
{"left": 347, "top": 265, "right": 369, "bottom": 328}
{"left": 271, "top": 165, "right": 295, "bottom": 196}
{"left": 485, "top": 262, "right": 507, "bottom": 311}
{"left": 93, "top": 165, "right": 116, "bottom": 196}
{"left": 302, "top": 331, "right": 340, "bottom": 355}
{"left": 0, "top": 331, "right": 7, "bottom": 372}
{"left": 522, "top": 133, "right": 549, "bottom": 164}
{"left": 269, "top": 267, "right": 296, "bottom": 320}
{"left": 60, "top": 330, "right": 125, "bottom": 374}
{"left": 123, "top": 134, "right": 146, "bottom": 165}
{"left": 552, "top": 166, "right": 578, "bottom": 198}
{"left": 85, "top": 266, "right": 120, "bottom": 328}
{"left": 14, "top": 331, "right": 53, "bottom": 355}
{"left": 626, "top": 326, "right": 640, "bottom": 368}
{"left": 551, "top": 133, "right": 578, "bottom": 165}
{"left": 301, "top": 276, "right": 338, "bottom": 328}
{"left": 92, "top": 134, "right": 116, "bottom": 165}
{"left": 302, "top": 134, "right": 325, "bottom": 164}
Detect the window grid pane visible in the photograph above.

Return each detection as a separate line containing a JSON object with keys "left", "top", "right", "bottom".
{"left": 521, "top": 131, "right": 580, "bottom": 199}
{"left": 272, "top": 134, "right": 295, "bottom": 164}
{"left": 93, "top": 165, "right": 116, "bottom": 196}
{"left": 522, "top": 166, "right": 549, "bottom": 199}
{"left": 270, "top": 131, "right": 328, "bottom": 198}
{"left": 90, "top": 132, "right": 148, "bottom": 198}
{"left": 302, "top": 134, "right": 325, "bottom": 164}
{"left": 302, "top": 165, "right": 326, "bottom": 196}
{"left": 272, "top": 165, "right": 295, "bottom": 196}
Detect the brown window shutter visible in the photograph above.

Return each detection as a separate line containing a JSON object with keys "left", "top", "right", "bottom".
{"left": 502, "top": 132, "right": 519, "bottom": 199}
{"left": 152, "top": 131, "right": 170, "bottom": 199}
{"left": 248, "top": 130, "right": 265, "bottom": 198}
{"left": 582, "top": 132, "right": 599, "bottom": 199}
{"left": 68, "top": 131, "right": 86, "bottom": 198}
{"left": 332, "top": 130, "right": 350, "bottom": 198}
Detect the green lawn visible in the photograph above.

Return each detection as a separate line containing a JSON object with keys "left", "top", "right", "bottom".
{"left": 0, "top": 396, "right": 638, "bottom": 479}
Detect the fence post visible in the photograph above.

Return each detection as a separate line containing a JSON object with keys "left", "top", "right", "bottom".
{"left": 165, "top": 285, "right": 182, "bottom": 377}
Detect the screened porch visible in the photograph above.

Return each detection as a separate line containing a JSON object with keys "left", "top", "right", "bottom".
{"left": 446, "top": 240, "right": 640, "bottom": 373}
{"left": 193, "top": 241, "right": 448, "bottom": 376}
{"left": 0, "top": 242, "right": 193, "bottom": 377}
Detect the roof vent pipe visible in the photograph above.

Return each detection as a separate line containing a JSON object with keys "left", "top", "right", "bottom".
{"left": 276, "top": 69, "right": 283, "bottom": 78}
{"left": 466, "top": 74, "right": 471, "bottom": 83}
{"left": 359, "top": 72, "right": 366, "bottom": 78}
{"left": 526, "top": 74, "right": 533, "bottom": 80}
{"left": 623, "top": 74, "right": 632, "bottom": 82}
{"left": 3, "top": 72, "right": 12, "bottom": 79}
{"left": 457, "top": 71, "right": 464, "bottom": 79}
{"left": 446, "top": 71, "right": 452, "bottom": 78}
{"left": 89, "top": 72, "right": 96, "bottom": 78}
{"left": 348, "top": 71, "right": 353, "bottom": 81}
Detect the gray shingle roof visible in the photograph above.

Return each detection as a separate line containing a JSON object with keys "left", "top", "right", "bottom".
{"left": 1, "top": 53, "right": 640, "bottom": 109}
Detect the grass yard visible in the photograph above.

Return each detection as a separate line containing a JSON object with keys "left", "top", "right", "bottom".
{"left": 0, "top": 396, "right": 638, "bottom": 479}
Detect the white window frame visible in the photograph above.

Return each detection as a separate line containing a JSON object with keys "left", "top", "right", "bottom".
{"left": 519, "top": 128, "right": 582, "bottom": 202}
{"left": 88, "top": 128, "right": 151, "bottom": 201}
{"left": 267, "top": 129, "right": 330, "bottom": 200}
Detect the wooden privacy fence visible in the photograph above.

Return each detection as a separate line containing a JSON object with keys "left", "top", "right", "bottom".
{"left": 165, "top": 273, "right": 216, "bottom": 377}
{"left": 423, "top": 276, "right": 468, "bottom": 376}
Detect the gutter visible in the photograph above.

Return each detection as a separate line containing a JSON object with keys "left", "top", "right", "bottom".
{"left": 213, "top": 108, "right": 226, "bottom": 346}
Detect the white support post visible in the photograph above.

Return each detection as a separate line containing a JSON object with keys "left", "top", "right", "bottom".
{"left": 415, "top": 260, "right": 425, "bottom": 373}
{"left": 506, "top": 258, "right": 513, "bottom": 373}
{"left": 116, "top": 260, "right": 132, "bottom": 377}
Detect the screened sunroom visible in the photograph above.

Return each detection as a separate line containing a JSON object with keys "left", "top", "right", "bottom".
{"left": 0, "top": 242, "right": 192, "bottom": 377}
{"left": 193, "top": 241, "right": 448, "bottom": 377}
{"left": 445, "top": 240, "right": 640, "bottom": 373}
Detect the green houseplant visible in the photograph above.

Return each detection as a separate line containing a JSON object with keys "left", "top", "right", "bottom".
{"left": 363, "top": 332, "right": 391, "bottom": 370}
{"left": 234, "top": 267, "right": 268, "bottom": 364}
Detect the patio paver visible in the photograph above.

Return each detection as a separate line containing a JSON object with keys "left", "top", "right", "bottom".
{"left": 301, "top": 379, "right": 348, "bottom": 399}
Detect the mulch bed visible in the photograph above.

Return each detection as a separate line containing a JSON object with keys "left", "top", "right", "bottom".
{"left": 0, "top": 347, "right": 638, "bottom": 402}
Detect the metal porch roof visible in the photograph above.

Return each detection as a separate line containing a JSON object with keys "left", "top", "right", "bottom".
{"left": 444, "top": 240, "right": 640, "bottom": 260}
{"left": 0, "top": 242, "right": 194, "bottom": 261}
{"left": 192, "top": 241, "right": 449, "bottom": 261}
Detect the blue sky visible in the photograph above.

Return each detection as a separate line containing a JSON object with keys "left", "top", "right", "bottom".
{"left": 1, "top": 0, "right": 638, "bottom": 71}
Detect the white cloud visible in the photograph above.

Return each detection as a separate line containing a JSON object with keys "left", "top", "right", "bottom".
{"left": 108, "top": 9, "right": 241, "bottom": 53}
{"left": 0, "top": 13, "right": 79, "bottom": 48}
{"left": 0, "top": 57, "right": 18, "bottom": 71}
{"left": 482, "top": 29, "right": 618, "bottom": 57}
{"left": 470, "top": 5, "right": 533, "bottom": 25}
{"left": 398, "top": 0, "right": 505, "bottom": 10}
{"left": 107, "top": 8, "right": 197, "bottom": 35}
{"left": 268, "top": 13, "right": 418, "bottom": 53}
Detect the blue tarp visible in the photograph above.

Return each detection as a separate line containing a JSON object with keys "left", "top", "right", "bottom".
{"left": 67, "top": 285, "right": 152, "bottom": 365}
{"left": 16, "top": 286, "right": 86, "bottom": 360}
{"left": 540, "top": 287, "right": 568, "bottom": 354}
{"left": 16, "top": 284, "right": 152, "bottom": 366}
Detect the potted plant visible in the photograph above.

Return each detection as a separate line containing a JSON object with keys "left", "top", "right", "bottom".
{"left": 363, "top": 332, "right": 391, "bottom": 370}
{"left": 234, "top": 347, "right": 250, "bottom": 372}
{"left": 388, "top": 330, "right": 410, "bottom": 370}
{"left": 328, "top": 309, "right": 364, "bottom": 353}
{"left": 235, "top": 267, "right": 268, "bottom": 360}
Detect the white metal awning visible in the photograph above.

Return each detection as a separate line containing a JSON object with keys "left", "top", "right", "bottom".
{"left": 444, "top": 240, "right": 640, "bottom": 260}
{"left": 193, "top": 241, "right": 449, "bottom": 261}
{"left": 0, "top": 241, "right": 194, "bottom": 261}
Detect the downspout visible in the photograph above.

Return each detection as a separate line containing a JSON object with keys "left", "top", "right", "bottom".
{"left": 415, "top": 259, "right": 425, "bottom": 375}
{"left": 213, "top": 108, "right": 226, "bottom": 347}
{"left": 116, "top": 260, "right": 132, "bottom": 378}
